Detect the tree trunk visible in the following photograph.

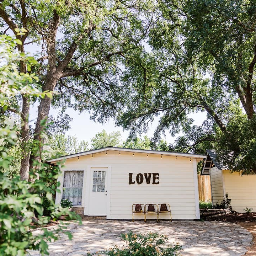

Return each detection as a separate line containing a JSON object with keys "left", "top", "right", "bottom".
{"left": 20, "top": 95, "right": 30, "bottom": 180}
{"left": 19, "top": 41, "right": 30, "bottom": 180}
{"left": 29, "top": 75, "right": 59, "bottom": 171}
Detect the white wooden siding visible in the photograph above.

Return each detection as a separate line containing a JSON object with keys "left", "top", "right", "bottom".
{"left": 222, "top": 170, "right": 256, "bottom": 212}
{"left": 56, "top": 151, "right": 200, "bottom": 219}
{"left": 210, "top": 167, "right": 224, "bottom": 205}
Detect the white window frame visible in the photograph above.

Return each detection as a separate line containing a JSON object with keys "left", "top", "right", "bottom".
{"left": 58, "top": 169, "right": 85, "bottom": 207}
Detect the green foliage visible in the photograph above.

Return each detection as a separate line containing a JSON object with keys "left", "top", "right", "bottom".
{"left": 91, "top": 130, "right": 122, "bottom": 149}
{"left": 45, "top": 133, "right": 89, "bottom": 159}
{"left": 0, "top": 129, "right": 80, "bottom": 256}
{"left": 115, "top": 0, "right": 256, "bottom": 172}
{"left": 123, "top": 136, "right": 152, "bottom": 150}
{"left": 1, "top": 0, "right": 156, "bottom": 180}
{"left": 60, "top": 199, "right": 73, "bottom": 209}
{"left": 123, "top": 136, "right": 170, "bottom": 151}
{"left": 214, "top": 194, "right": 232, "bottom": 210}
{"left": 89, "top": 232, "right": 182, "bottom": 256}
{"left": 199, "top": 201, "right": 213, "bottom": 210}
{"left": 0, "top": 34, "right": 80, "bottom": 256}
{"left": 244, "top": 207, "right": 253, "bottom": 214}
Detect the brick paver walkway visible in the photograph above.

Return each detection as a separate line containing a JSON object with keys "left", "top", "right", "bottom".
{"left": 29, "top": 219, "right": 252, "bottom": 256}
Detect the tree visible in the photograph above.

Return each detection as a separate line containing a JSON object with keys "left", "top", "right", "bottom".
{"left": 123, "top": 136, "right": 152, "bottom": 150}
{"left": 0, "top": 0, "right": 153, "bottom": 180}
{"left": 91, "top": 130, "right": 122, "bottom": 149}
{"left": 115, "top": 0, "right": 256, "bottom": 172}
{"left": 45, "top": 134, "right": 89, "bottom": 159}
{"left": 123, "top": 135, "right": 170, "bottom": 151}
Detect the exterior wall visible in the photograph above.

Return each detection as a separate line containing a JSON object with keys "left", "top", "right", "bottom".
{"left": 210, "top": 167, "right": 224, "bottom": 205}
{"left": 222, "top": 170, "right": 256, "bottom": 212}
{"left": 56, "top": 150, "right": 200, "bottom": 219}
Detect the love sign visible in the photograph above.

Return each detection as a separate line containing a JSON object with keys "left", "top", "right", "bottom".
{"left": 129, "top": 173, "right": 159, "bottom": 185}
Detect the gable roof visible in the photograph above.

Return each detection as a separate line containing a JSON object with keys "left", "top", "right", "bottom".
{"left": 201, "top": 149, "right": 226, "bottom": 175}
{"left": 47, "top": 146, "right": 206, "bottom": 163}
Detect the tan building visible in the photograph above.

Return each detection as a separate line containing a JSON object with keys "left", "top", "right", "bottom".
{"left": 202, "top": 150, "right": 256, "bottom": 213}
{"left": 49, "top": 147, "right": 205, "bottom": 220}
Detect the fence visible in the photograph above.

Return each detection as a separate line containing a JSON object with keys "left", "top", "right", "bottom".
{"left": 198, "top": 174, "right": 211, "bottom": 202}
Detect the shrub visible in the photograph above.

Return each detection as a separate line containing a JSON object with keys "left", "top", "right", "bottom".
{"left": 199, "top": 201, "right": 213, "bottom": 209}
{"left": 214, "top": 193, "right": 232, "bottom": 210}
{"left": 89, "top": 232, "right": 182, "bottom": 256}
{"left": 61, "top": 199, "right": 73, "bottom": 209}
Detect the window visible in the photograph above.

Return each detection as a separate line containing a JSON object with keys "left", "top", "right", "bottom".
{"left": 62, "top": 170, "right": 84, "bottom": 206}
{"left": 92, "top": 170, "right": 106, "bottom": 192}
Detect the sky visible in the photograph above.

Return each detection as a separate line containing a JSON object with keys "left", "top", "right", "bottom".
{"left": 46, "top": 107, "right": 207, "bottom": 144}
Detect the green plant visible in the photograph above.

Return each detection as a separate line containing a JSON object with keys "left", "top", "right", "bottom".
{"left": 0, "top": 35, "right": 81, "bottom": 256}
{"left": 61, "top": 199, "right": 73, "bottom": 209}
{"left": 244, "top": 207, "right": 253, "bottom": 214}
{"left": 199, "top": 201, "right": 213, "bottom": 209}
{"left": 89, "top": 232, "right": 182, "bottom": 256}
{"left": 214, "top": 193, "right": 232, "bottom": 210}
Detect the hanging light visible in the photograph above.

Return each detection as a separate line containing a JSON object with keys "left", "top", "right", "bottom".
{"left": 133, "top": 153, "right": 135, "bottom": 156}
{"left": 106, "top": 151, "right": 107, "bottom": 155}
{"left": 91, "top": 154, "right": 93, "bottom": 158}
{"left": 161, "top": 154, "right": 163, "bottom": 159}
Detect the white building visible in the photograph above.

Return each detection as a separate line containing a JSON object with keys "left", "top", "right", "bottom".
{"left": 49, "top": 147, "right": 205, "bottom": 220}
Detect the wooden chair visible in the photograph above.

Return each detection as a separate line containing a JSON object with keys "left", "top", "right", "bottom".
{"left": 157, "top": 203, "right": 172, "bottom": 222}
{"left": 132, "top": 204, "right": 145, "bottom": 221}
{"left": 144, "top": 204, "right": 158, "bottom": 222}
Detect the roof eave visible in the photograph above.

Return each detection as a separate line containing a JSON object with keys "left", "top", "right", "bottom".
{"left": 47, "top": 147, "right": 206, "bottom": 163}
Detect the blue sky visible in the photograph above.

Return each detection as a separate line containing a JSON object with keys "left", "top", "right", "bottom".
{"left": 52, "top": 107, "right": 207, "bottom": 144}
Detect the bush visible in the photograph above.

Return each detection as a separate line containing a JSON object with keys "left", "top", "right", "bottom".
{"left": 89, "top": 232, "right": 182, "bottom": 256}
{"left": 214, "top": 194, "right": 232, "bottom": 210}
{"left": 61, "top": 199, "right": 73, "bottom": 209}
{"left": 199, "top": 201, "right": 213, "bottom": 209}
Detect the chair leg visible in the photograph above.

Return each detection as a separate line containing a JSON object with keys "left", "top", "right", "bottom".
{"left": 144, "top": 213, "right": 146, "bottom": 222}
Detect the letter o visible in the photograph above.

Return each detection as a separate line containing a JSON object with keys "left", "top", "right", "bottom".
{"left": 136, "top": 173, "right": 143, "bottom": 184}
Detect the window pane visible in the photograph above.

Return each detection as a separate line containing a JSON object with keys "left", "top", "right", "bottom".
{"left": 62, "top": 171, "right": 84, "bottom": 206}
{"left": 92, "top": 170, "right": 106, "bottom": 192}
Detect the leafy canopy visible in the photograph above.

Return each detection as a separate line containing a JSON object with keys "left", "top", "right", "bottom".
{"left": 114, "top": 0, "right": 256, "bottom": 172}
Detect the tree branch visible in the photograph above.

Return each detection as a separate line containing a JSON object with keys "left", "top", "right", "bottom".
{"left": 0, "top": 4, "right": 19, "bottom": 34}
{"left": 45, "top": 9, "right": 60, "bottom": 76}
{"left": 57, "top": 21, "right": 96, "bottom": 72}
{"left": 61, "top": 50, "right": 125, "bottom": 78}
{"left": 245, "top": 43, "right": 256, "bottom": 119}
{"left": 57, "top": 36, "right": 83, "bottom": 72}
{"left": 200, "top": 98, "right": 226, "bottom": 132}
{"left": 10, "top": 3, "right": 21, "bottom": 15}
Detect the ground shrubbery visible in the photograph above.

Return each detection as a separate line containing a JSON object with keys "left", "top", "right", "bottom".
{"left": 89, "top": 232, "right": 182, "bottom": 256}
{"left": 0, "top": 135, "right": 81, "bottom": 256}
{"left": 199, "top": 201, "right": 213, "bottom": 209}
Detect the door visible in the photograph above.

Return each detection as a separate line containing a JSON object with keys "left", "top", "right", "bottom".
{"left": 89, "top": 168, "right": 108, "bottom": 216}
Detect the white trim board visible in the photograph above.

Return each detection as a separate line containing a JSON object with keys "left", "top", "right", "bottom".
{"left": 48, "top": 147, "right": 206, "bottom": 163}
